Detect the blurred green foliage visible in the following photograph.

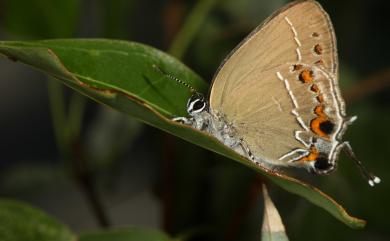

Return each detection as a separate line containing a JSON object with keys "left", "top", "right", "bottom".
{"left": 0, "top": 199, "right": 173, "bottom": 241}
{"left": 3, "top": 0, "right": 81, "bottom": 38}
{"left": 0, "top": 199, "right": 74, "bottom": 241}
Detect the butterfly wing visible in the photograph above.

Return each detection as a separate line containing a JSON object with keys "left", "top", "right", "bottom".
{"left": 209, "top": 0, "right": 344, "bottom": 165}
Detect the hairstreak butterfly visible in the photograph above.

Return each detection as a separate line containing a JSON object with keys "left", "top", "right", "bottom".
{"left": 161, "top": 0, "right": 380, "bottom": 186}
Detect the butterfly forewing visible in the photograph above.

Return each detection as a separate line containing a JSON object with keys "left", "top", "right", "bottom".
{"left": 209, "top": 0, "right": 344, "bottom": 165}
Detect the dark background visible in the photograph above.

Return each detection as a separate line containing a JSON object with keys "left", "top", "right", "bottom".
{"left": 0, "top": 0, "right": 389, "bottom": 240}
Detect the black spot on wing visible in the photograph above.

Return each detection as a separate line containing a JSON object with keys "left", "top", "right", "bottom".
{"left": 319, "top": 120, "right": 334, "bottom": 135}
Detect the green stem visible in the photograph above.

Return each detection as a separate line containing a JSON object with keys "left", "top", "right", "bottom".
{"left": 168, "top": 0, "right": 220, "bottom": 59}
{"left": 48, "top": 79, "right": 109, "bottom": 227}
{"left": 47, "top": 80, "right": 68, "bottom": 155}
{"left": 162, "top": 0, "right": 219, "bottom": 233}
{"left": 68, "top": 92, "right": 86, "bottom": 138}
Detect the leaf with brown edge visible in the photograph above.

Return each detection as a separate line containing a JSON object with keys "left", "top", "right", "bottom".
{"left": 0, "top": 39, "right": 366, "bottom": 229}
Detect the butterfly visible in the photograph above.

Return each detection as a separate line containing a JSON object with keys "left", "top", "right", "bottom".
{"left": 165, "top": 0, "right": 380, "bottom": 186}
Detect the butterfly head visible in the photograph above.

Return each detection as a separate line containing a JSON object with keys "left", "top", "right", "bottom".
{"left": 187, "top": 93, "right": 208, "bottom": 116}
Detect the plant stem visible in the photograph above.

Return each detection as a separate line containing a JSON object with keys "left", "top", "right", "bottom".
{"left": 48, "top": 81, "right": 67, "bottom": 155}
{"left": 47, "top": 79, "right": 110, "bottom": 227}
{"left": 69, "top": 137, "right": 110, "bottom": 227}
{"left": 168, "top": 0, "right": 220, "bottom": 59}
{"left": 68, "top": 92, "right": 86, "bottom": 137}
{"left": 224, "top": 175, "right": 264, "bottom": 241}
{"left": 162, "top": 134, "right": 175, "bottom": 233}
{"left": 161, "top": 0, "right": 220, "bottom": 234}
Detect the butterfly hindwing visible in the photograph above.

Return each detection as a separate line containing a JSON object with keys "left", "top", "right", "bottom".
{"left": 209, "top": 0, "right": 344, "bottom": 165}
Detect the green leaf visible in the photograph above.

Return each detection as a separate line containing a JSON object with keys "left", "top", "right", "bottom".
{"left": 0, "top": 39, "right": 207, "bottom": 117}
{"left": 261, "top": 185, "right": 289, "bottom": 241}
{"left": 0, "top": 39, "right": 365, "bottom": 229}
{"left": 79, "top": 227, "right": 173, "bottom": 241}
{"left": 0, "top": 199, "right": 75, "bottom": 241}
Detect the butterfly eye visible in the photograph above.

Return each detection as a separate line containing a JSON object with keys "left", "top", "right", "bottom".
{"left": 187, "top": 93, "right": 207, "bottom": 114}
{"left": 188, "top": 100, "right": 206, "bottom": 114}
{"left": 192, "top": 100, "right": 205, "bottom": 111}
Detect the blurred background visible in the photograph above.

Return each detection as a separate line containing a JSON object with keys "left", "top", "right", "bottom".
{"left": 0, "top": 0, "right": 389, "bottom": 240}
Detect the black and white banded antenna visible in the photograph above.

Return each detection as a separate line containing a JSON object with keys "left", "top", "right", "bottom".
{"left": 152, "top": 64, "right": 198, "bottom": 94}
{"left": 343, "top": 142, "right": 381, "bottom": 187}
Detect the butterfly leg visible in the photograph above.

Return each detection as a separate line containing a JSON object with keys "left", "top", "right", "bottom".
{"left": 237, "top": 140, "right": 279, "bottom": 170}
{"left": 237, "top": 139, "right": 256, "bottom": 162}
{"left": 172, "top": 116, "right": 194, "bottom": 125}
{"left": 172, "top": 115, "right": 211, "bottom": 132}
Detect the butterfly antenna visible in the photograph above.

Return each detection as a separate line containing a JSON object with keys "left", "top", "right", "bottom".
{"left": 343, "top": 142, "right": 381, "bottom": 187}
{"left": 152, "top": 64, "right": 197, "bottom": 93}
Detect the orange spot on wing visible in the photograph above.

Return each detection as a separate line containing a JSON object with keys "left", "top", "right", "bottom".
{"left": 311, "top": 84, "right": 324, "bottom": 103}
{"left": 311, "top": 116, "right": 329, "bottom": 138}
{"left": 311, "top": 84, "right": 319, "bottom": 93}
{"left": 297, "top": 69, "right": 333, "bottom": 138}
{"left": 314, "top": 105, "right": 326, "bottom": 117}
{"left": 300, "top": 146, "right": 319, "bottom": 162}
{"left": 314, "top": 44, "right": 323, "bottom": 55}
{"left": 299, "top": 69, "right": 314, "bottom": 83}
{"left": 293, "top": 64, "right": 303, "bottom": 71}
{"left": 312, "top": 32, "right": 320, "bottom": 38}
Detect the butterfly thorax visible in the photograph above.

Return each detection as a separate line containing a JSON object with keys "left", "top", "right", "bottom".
{"left": 183, "top": 95, "right": 247, "bottom": 157}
